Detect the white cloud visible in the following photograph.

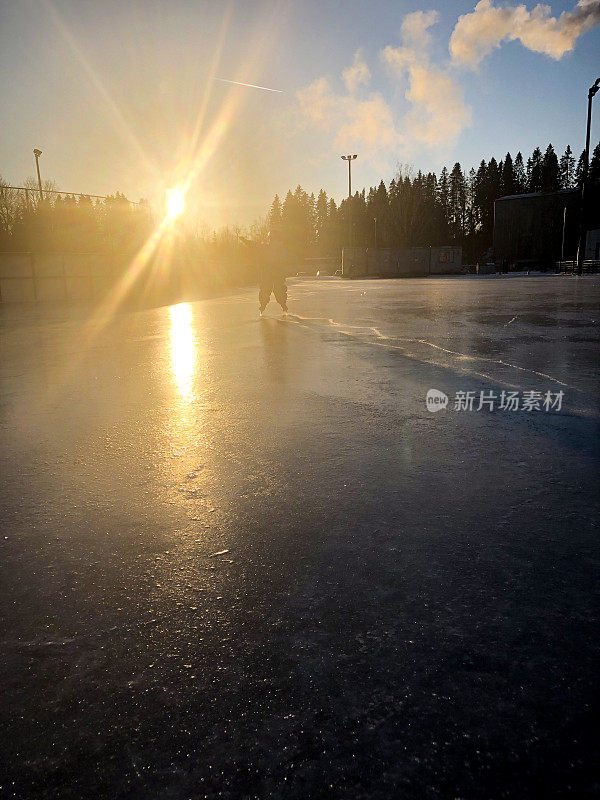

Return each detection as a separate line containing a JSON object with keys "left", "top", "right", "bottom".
{"left": 296, "top": 77, "right": 403, "bottom": 157}
{"left": 382, "top": 11, "right": 471, "bottom": 148}
{"left": 406, "top": 63, "right": 472, "bottom": 147}
{"left": 295, "top": 2, "right": 598, "bottom": 161}
{"left": 450, "top": 0, "right": 600, "bottom": 67}
{"left": 342, "top": 51, "right": 371, "bottom": 93}
{"left": 296, "top": 10, "right": 470, "bottom": 158}
{"left": 337, "top": 95, "right": 400, "bottom": 150}
{"left": 400, "top": 9, "right": 440, "bottom": 49}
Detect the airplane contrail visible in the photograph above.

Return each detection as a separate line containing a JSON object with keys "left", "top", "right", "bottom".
{"left": 214, "top": 77, "right": 284, "bottom": 93}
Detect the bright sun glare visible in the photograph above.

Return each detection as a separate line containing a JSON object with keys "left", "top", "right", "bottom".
{"left": 166, "top": 186, "right": 185, "bottom": 220}
{"left": 169, "top": 303, "right": 195, "bottom": 399}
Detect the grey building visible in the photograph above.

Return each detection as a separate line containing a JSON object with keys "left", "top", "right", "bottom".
{"left": 493, "top": 189, "right": 581, "bottom": 270}
{"left": 585, "top": 228, "right": 600, "bottom": 260}
{"left": 342, "top": 246, "right": 462, "bottom": 278}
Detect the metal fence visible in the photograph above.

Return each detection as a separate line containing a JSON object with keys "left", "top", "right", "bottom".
{"left": 0, "top": 251, "right": 112, "bottom": 303}
{"left": 555, "top": 260, "right": 600, "bottom": 274}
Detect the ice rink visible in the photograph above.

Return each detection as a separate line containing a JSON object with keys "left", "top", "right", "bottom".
{"left": 1, "top": 275, "right": 599, "bottom": 799}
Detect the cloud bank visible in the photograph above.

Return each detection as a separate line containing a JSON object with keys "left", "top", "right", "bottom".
{"left": 381, "top": 11, "right": 471, "bottom": 149}
{"left": 296, "top": 1, "right": 599, "bottom": 159}
{"left": 296, "top": 76, "right": 400, "bottom": 155}
{"left": 297, "top": 10, "right": 469, "bottom": 158}
{"left": 450, "top": 0, "right": 600, "bottom": 67}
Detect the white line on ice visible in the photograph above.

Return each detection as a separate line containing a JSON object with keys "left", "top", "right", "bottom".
{"left": 285, "top": 314, "right": 580, "bottom": 392}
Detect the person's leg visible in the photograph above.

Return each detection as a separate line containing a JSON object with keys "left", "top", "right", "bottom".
{"left": 259, "top": 278, "right": 272, "bottom": 313}
{"left": 273, "top": 276, "right": 287, "bottom": 312}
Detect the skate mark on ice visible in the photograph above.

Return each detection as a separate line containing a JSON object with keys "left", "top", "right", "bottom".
{"left": 286, "top": 314, "right": 583, "bottom": 393}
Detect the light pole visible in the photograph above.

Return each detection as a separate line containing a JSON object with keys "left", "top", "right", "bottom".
{"left": 576, "top": 77, "right": 600, "bottom": 274}
{"left": 373, "top": 217, "right": 377, "bottom": 249}
{"left": 33, "top": 149, "right": 43, "bottom": 202}
{"left": 341, "top": 154, "right": 357, "bottom": 250}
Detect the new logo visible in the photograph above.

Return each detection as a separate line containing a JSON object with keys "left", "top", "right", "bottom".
{"left": 426, "top": 388, "right": 448, "bottom": 412}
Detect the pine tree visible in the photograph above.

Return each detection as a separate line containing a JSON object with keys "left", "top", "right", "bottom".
{"left": 473, "top": 160, "right": 487, "bottom": 234}
{"left": 541, "top": 144, "right": 560, "bottom": 191}
{"left": 437, "top": 166, "right": 449, "bottom": 224}
{"left": 449, "top": 162, "right": 467, "bottom": 239}
{"left": 422, "top": 172, "right": 441, "bottom": 246}
{"left": 487, "top": 158, "right": 502, "bottom": 200}
{"left": 308, "top": 192, "right": 316, "bottom": 248}
{"left": 501, "top": 152, "right": 516, "bottom": 196}
{"left": 559, "top": 145, "right": 576, "bottom": 189}
{"left": 588, "top": 141, "right": 600, "bottom": 188}
{"left": 268, "top": 194, "right": 282, "bottom": 230}
{"left": 280, "top": 189, "right": 296, "bottom": 251}
{"left": 528, "top": 147, "right": 543, "bottom": 192}
{"left": 291, "top": 185, "right": 311, "bottom": 251}
{"left": 324, "top": 197, "right": 339, "bottom": 254}
{"left": 315, "top": 189, "right": 328, "bottom": 252}
{"left": 388, "top": 178, "right": 398, "bottom": 211}
{"left": 473, "top": 159, "right": 501, "bottom": 245}
{"left": 514, "top": 152, "right": 526, "bottom": 192}
{"left": 386, "top": 179, "right": 399, "bottom": 247}
{"left": 353, "top": 188, "right": 368, "bottom": 247}
{"left": 466, "top": 167, "right": 478, "bottom": 236}
{"left": 373, "top": 180, "right": 388, "bottom": 247}
{"left": 575, "top": 150, "right": 587, "bottom": 188}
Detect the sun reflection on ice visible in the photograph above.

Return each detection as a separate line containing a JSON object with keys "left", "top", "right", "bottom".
{"left": 169, "top": 302, "right": 196, "bottom": 400}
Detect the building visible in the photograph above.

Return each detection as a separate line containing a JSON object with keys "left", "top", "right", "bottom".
{"left": 342, "top": 246, "right": 462, "bottom": 278}
{"left": 493, "top": 188, "right": 583, "bottom": 270}
{"left": 585, "top": 229, "right": 600, "bottom": 261}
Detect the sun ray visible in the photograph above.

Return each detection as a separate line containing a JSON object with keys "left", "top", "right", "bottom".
{"left": 39, "top": 0, "right": 159, "bottom": 179}
{"left": 175, "top": 1, "right": 287, "bottom": 201}
{"left": 35, "top": 0, "right": 289, "bottom": 414}
{"left": 186, "top": 3, "right": 234, "bottom": 162}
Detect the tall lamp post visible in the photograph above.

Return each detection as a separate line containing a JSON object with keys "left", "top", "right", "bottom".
{"left": 33, "top": 149, "right": 43, "bottom": 202}
{"left": 576, "top": 78, "right": 600, "bottom": 274}
{"left": 341, "top": 154, "right": 357, "bottom": 251}
{"left": 373, "top": 217, "right": 378, "bottom": 249}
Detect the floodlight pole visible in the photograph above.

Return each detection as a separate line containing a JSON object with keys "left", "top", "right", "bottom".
{"left": 33, "top": 149, "right": 43, "bottom": 202}
{"left": 576, "top": 78, "right": 600, "bottom": 275}
{"left": 341, "top": 154, "right": 357, "bottom": 249}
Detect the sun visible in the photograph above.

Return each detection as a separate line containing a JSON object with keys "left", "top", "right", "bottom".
{"left": 166, "top": 186, "right": 185, "bottom": 220}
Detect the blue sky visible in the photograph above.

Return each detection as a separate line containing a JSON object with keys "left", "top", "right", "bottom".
{"left": 0, "top": 0, "right": 598, "bottom": 227}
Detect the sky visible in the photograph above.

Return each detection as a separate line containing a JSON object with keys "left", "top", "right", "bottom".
{"left": 0, "top": 0, "right": 599, "bottom": 229}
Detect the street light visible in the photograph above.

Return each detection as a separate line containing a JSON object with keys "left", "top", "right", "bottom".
{"left": 373, "top": 217, "right": 377, "bottom": 249}
{"left": 576, "top": 77, "right": 600, "bottom": 274}
{"left": 33, "top": 149, "right": 43, "bottom": 202}
{"left": 341, "top": 154, "right": 357, "bottom": 249}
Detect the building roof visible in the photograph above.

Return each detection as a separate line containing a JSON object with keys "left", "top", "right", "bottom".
{"left": 496, "top": 188, "right": 579, "bottom": 201}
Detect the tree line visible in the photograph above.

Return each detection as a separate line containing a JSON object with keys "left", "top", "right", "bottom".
{"left": 0, "top": 179, "right": 261, "bottom": 299}
{"left": 0, "top": 182, "right": 154, "bottom": 262}
{"left": 2, "top": 138, "right": 598, "bottom": 281}
{"left": 267, "top": 141, "right": 600, "bottom": 263}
